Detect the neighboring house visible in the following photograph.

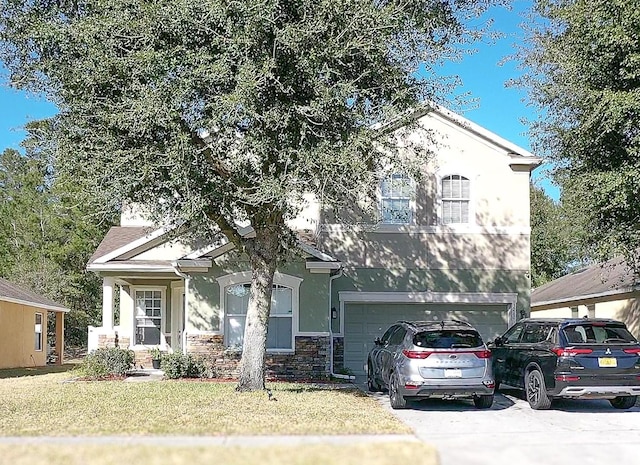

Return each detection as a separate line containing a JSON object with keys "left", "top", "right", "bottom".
{"left": 531, "top": 256, "right": 640, "bottom": 338}
{"left": 0, "top": 278, "right": 68, "bottom": 369}
{"left": 87, "top": 105, "right": 541, "bottom": 378}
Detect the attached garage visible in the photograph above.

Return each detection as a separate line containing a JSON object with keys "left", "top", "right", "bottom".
{"left": 339, "top": 292, "right": 517, "bottom": 375}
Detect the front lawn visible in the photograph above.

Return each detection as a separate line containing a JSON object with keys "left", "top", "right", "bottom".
{"left": 0, "top": 442, "right": 437, "bottom": 465}
{"left": 0, "top": 369, "right": 410, "bottom": 436}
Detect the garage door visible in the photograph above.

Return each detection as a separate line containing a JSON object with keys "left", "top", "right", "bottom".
{"left": 343, "top": 303, "right": 509, "bottom": 376}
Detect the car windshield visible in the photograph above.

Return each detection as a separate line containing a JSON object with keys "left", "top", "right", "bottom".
{"left": 413, "top": 330, "right": 482, "bottom": 349}
{"left": 562, "top": 324, "right": 637, "bottom": 344}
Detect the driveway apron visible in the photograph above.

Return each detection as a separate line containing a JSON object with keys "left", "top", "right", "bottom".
{"left": 368, "top": 386, "right": 640, "bottom": 465}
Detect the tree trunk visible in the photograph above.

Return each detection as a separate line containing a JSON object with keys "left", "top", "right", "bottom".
{"left": 236, "top": 227, "right": 279, "bottom": 392}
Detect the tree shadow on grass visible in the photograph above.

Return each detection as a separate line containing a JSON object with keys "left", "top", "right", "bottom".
{"left": 0, "top": 363, "right": 78, "bottom": 379}
{"left": 270, "top": 381, "right": 366, "bottom": 396}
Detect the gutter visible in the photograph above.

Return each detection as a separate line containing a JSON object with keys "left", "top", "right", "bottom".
{"left": 171, "top": 261, "right": 191, "bottom": 355}
{"left": 328, "top": 268, "right": 354, "bottom": 380}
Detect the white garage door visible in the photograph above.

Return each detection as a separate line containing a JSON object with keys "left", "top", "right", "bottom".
{"left": 343, "top": 303, "right": 509, "bottom": 376}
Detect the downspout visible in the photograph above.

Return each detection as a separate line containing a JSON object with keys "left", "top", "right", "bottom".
{"left": 171, "top": 262, "right": 190, "bottom": 355}
{"left": 328, "top": 268, "right": 354, "bottom": 380}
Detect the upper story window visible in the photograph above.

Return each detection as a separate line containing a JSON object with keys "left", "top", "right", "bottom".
{"left": 380, "top": 173, "right": 413, "bottom": 224}
{"left": 441, "top": 175, "right": 470, "bottom": 224}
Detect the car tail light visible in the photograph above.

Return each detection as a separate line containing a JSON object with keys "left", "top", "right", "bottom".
{"left": 555, "top": 374, "right": 580, "bottom": 382}
{"left": 404, "top": 383, "right": 420, "bottom": 390}
{"left": 403, "top": 349, "right": 491, "bottom": 359}
{"left": 552, "top": 347, "right": 593, "bottom": 357}
{"left": 474, "top": 350, "right": 492, "bottom": 359}
{"left": 623, "top": 348, "right": 640, "bottom": 354}
{"left": 402, "top": 350, "right": 432, "bottom": 359}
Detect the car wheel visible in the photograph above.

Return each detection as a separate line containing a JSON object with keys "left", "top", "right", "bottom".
{"left": 525, "top": 370, "right": 552, "bottom": 410}
{"left": 367, "top": 362, "right": 381, "bottom": 392}
{"left": 610, "top": 396, "right": 637, "bottom": 410}
{"left": 389, "top": 372, "right": 407, "bottom": 410}
{"left": 473, "top": 394, "right": 494, "bottom": 409}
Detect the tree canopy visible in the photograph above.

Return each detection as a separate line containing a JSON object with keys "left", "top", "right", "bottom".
{"left": 529, "top": 183, "right": 588, "bottom": 287}
{"left": 0, "top": 139, "right": 115, "bottom": 346}
{"left": 517, "top": 0, "right": 640, "bottom": 269}
{"left": 1, "top": 0, "right": 500, "bottom": 390}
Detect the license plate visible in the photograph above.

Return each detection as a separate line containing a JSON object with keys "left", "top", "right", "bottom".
{"left": 444, "top": 369, "right": 462, "bottom": 378}
{"left": 598, "top": 357, "right": 617, "bottom": 367}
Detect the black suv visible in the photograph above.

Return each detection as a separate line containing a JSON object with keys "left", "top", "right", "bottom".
{"left": 489, "top": 318, "right": 640, "bottom": 410}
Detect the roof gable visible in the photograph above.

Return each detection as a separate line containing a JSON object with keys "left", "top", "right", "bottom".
{"left": 88, "top": 226, "right": 155, "bottom": 264}
{"left": 88, "top": 225, "right": 339, "bottom": 273}
{"left": 387, "top": 104, "right": 541, "bottom": 169}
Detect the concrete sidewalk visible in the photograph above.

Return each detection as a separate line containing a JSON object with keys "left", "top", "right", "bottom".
{"left": 123, "top": 368, "right": 164, "bottom": 382}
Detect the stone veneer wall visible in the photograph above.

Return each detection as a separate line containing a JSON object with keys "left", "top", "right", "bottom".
{"left": 97, "top": 334, "right": 131, "bottom": 350}
{"left": 186, "top": 334, "right": 331, "bottom": 380}
{"left": 332, "top": 336, "right": 344, "bottom": 372}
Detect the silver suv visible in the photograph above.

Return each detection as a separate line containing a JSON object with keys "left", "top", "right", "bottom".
{"left": 367, "top": 320, "right": 495, "bottom": 409}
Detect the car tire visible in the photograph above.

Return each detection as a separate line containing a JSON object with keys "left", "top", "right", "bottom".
{"left": 610, "top": 396, "right": 637, "bottom": 410}
{"left": 473, "top": 394, "right": 494, "bottom": 409}
{"left": 389, "top": 372, "right": 407, "bottom": 410}
{"left": 525, "top": 369, "right": 552, "bottom": 410}
{"left": 367, "top": 362, "right": 381, "bottom": 392}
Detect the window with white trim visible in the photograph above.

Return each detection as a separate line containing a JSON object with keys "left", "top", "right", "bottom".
{"left": 224, "top": 284, "right": 293, "bottom": 350}
{"left": 441, "top": 174, "right": 470, "bottom": 224}
{"left": 380, "top": 173, "right": 413, "bottom": 224}
{"left": 35, "top": 313, "right": 43, "bottom": 351}
{"left": 134, "top": 289, "right": 163, "bottom": 345}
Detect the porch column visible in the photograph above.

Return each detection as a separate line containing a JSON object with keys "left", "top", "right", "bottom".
{"left": 102, "top": 277, "right": 115, "bottom": 330}
{"left": 55, "top": 311, "right": 64, "bottom": 365}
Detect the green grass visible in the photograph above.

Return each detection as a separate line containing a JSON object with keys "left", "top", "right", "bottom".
{"left": 0, "top": 443, "right": 437, "bottom": 465}
{"left": 0, "top": 369, "right": 410, "bottom": 436}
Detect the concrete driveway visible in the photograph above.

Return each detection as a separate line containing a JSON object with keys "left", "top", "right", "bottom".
{"left": 370, "top": 386, "right": 640, "bottom": 465}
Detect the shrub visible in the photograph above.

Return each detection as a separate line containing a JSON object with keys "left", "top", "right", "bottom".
{"left": 160, "top": 352, "right": 189, "bottom": 379}
{"left": 160, "top": 353, "right": 217, "bottom": 379}
{"left": 80, "top": 347, "right": 135, "bottom": 379}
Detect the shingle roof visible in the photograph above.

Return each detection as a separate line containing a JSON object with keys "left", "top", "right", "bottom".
{"left": 0, "top": 278, "right": 69, "bottom": 312}
{"left": 88, "top": 226, "right": 153, "bottom": 264}
{"left": 531, "top": 256, "right": 640, "bottom": 308}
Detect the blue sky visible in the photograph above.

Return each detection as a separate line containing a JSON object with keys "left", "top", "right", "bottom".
{"left": 0, "top": 0, "right": 559, "bottom": 200}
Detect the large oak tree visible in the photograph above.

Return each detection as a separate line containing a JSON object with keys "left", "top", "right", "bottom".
{"left": 1, "top": 0, "right": 499, "bottom": 390}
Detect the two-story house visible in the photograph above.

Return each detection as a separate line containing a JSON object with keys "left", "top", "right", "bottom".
{"left": 87, "top": 105, "right": 541, "bottom": 378}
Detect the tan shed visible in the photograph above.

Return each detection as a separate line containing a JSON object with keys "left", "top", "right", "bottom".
{"left": 0, "top": 278, "right": 69, "bottom": 369}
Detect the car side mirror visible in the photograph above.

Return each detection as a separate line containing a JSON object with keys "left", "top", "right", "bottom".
{"left": 492, "top": 336, "right": 504, "bottom": 347}
{"left": 374, "top": 337, "right": 382, "bottom": 346}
